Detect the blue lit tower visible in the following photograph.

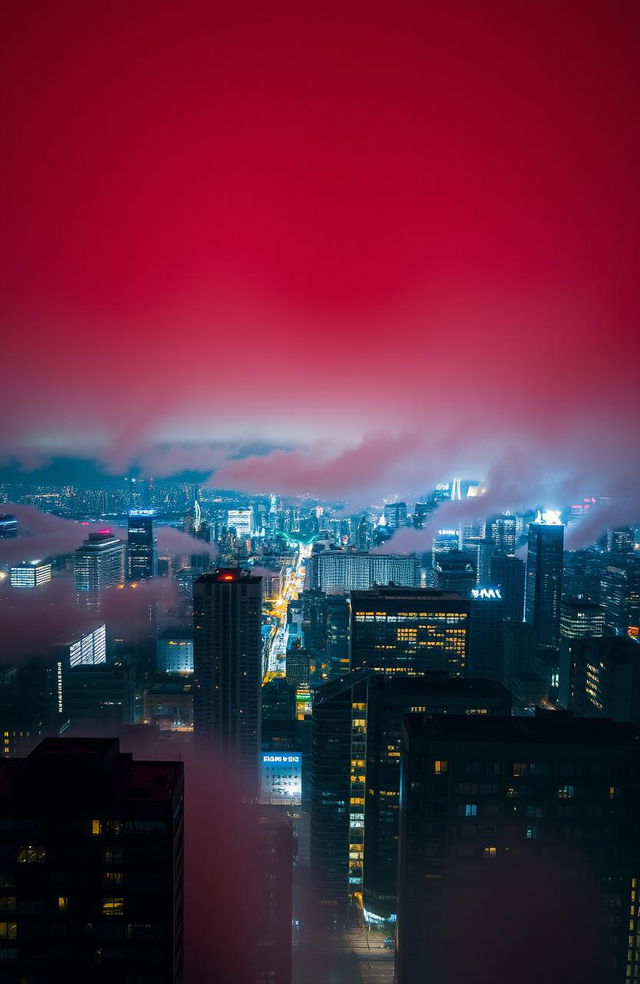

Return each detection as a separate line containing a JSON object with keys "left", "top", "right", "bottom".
{"left": 127, "top": 509, "right": 158, "bottom": 580}
{"left": 525, "top": 510, "right": 564, "bottom": 648}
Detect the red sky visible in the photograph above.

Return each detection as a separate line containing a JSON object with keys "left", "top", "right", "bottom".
{"left": 2, "top": 0, "right": 639, "bottom": 510}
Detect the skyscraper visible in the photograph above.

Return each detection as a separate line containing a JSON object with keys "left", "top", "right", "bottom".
{"left": 127, "top": 509, "right": 158, "bottom": 580}
{"left": 560, "top": 599, "right": 606, "bottom": 639}
{"left": 489, "top": 552, "right": 525, "bottom": 622}
{"left": 9, "top": 560, "right": 52, "bottom": 588}
{"left": 308, "top": 550, "right": 420, "bottom": 592}
{"left": 524, "top": 512, "right": 564, "bottom": 647}
{"left": 383, "top": 502, "right": 407, "bottom": 531}
{"left": 193, "top": 568, "right": 263, "bottom": 795}
{"left": 0, "top": 737, "right": 184, "bottom": 983}
{"left": 433, "top": 550, "right": 476, "bottom": 596}
{"left": 396, "top": 712, "right": 640, "bottom": 984}
{"left": 485, "top": 513, "right": 517, "bottom": 554}
{"left": 73, "top": 530, "right": 125, "bottom": 599}
{"left": 350, "top": 587, "right": 469, "bottom": 676}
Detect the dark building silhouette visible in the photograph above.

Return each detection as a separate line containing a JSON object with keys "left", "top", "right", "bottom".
{"left": 559, "top": 635, "right": 640, "bottom": 724}
{"left": 127, "top": 511, "right": 158, "bottom": 581}
{"left": 310, "top": 671, "right": 510, "bottom": 917}
{"left": 255, "top": 808, "right": 294, "bottom": 984}
{"left": 397, "top": 712, "right": 640, "bottom": 984}
{"left": 467, "top": 590, "right": 506, "bottom": 681}
{"left": 64, "top": 661, "right": 135, "bottom": 728}
{"left": 193, "top": 568, "right": 262, "bottom": 795}
{"left": 0, "top": 737, "right": 184, "bottom": 983}
{"left": 525, "top": 517, "right": 564, "bottom": 648}
{"left": 489, "top": 553, "right": 525, "bottom": 623}
{"left": 350, "top": 587, "right": 469, "bottom": 676}
{"left": 433, "top": 550, "right": 476, "bottom": 597}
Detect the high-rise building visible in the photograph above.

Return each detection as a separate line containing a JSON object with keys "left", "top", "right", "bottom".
{"left": 307, "top": 550, "right": 420, "bottom": 592}
{"left": 256, "top": 809, "right": 294, "bottom": 984}
{"left": 127, "top": 509, "right": 158, "bottom": 580}
{"left": 467, "top": 588, "right": 506, "bottom": 680}
{"left": 193, "top": 568, "right": 263, "bottom": 795}
{"left": 156, "top": 629, "right": 194, "bottom": 674}
{"left": 383, "top": 502, "right": 407, "bottom": 531}
{"left": 227, "top": 508, "right": 254, "bottom": 539}
{"left": 63, "top": 660, "right": 135, "bottom": 727}
{"left": 350, "top": 587, "right": 469, "bottom": 676}
{"left": 74, "top": 530, "right": 125, "bottom": 596}
{"left": 397, "top": 712, "right": 640, "bottom": 984}
{"left": 602, "top": 560, "right": 640, "bottom": 637}
{"left": 9, "top": 560, "right": 52, "bottom": 588}
{"left": 524, "top": 513, "right": 564, "bottom": 647}
{"left": 433, "top": 550, "right": 476, "bottom": 596}
{"left": 489, "top": 553, "right": 525, "bottom": 623}
{"left": 485, "top": 513, "right": 517, "bottom": 554}
{"left": 0, "top": 514, "right": 18, "bottom": 537}
{"left": 52, "top": 624, "right": 107, "bottom": 667}
{"left": 309, "top": 672, "right": 511, "bottom": 916}
{"left": 560, "top": 599, "right": 606, "bottom": 639}
{"left": 0, "top": 737, "right": 184, "bottom": 983}
{"left": 559, "top": 635, "right": 640, "bottom": 724}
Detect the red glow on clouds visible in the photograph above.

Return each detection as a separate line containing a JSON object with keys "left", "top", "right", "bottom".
{"left": 1, "top": 1, "right": 639, "bottom": 512}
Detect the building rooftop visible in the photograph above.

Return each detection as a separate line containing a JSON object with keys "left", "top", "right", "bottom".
{"left": 403, "top": 709, "right": 640, "bottom": 747}
{"left": 195, "top": 567, "right": 262, "bottom": 585}
{"left": 351, "top": 587, "right": 465, "bottom": 602}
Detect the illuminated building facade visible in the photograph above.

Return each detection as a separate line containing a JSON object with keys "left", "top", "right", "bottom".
{"left": 227, "top": 508, "right": 254, "bottom": 539}
{"left": 52, "top": 624, "right": 107, "bottom": 668}
{"left": 260, "top": 752, "right": 302, "bottom": 805}
{"left": 524, "top": 515, "right": 564, "bottom": 647}
{"left": 156, "top": 630, "right": 194, "bottom": 674}
{"left": 383, "top": 502, "right": 407, "bottom": 531}
{"left": 9, "top": 561, "right": 52, "bottom": 588}
{"left": 602, "top": 561, "right": 640, "bottom": 638}
{"left": 127, "top": 510, "right": 157, "bottom": 580}
{"left": 73, "top": 531, "right": 125, "bottom": 594}
{"left": 310, "top": 672, "right": 511, "bottom": 917}
{"left": 308, "top": 550, "right": 420, "bottom": 593}
{"left": 0, "top": 737, "right": 184, "bottom": 983}
{"left": 560, "top": 599, "right": 606, "bottom": 640}
{"left": 349, "top": 587, "right": 469, "bottom": 676}
{"left": 397, "top": 713, "right": 640, "bottom": 984}
{"left": 193, "top": 568, "right": 263, "bottom": 794}
{"left": 559, "top": 636, "right": 640, "bottom": 724}
{"left": 485, "top": 513, "right": 517, "bottom": 555}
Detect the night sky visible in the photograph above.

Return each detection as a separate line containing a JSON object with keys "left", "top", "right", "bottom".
{"left": 2, "top": 0, "right": 639, "bottom": 513}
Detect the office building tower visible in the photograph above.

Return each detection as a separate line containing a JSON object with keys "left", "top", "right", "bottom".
{"left": 157, "top": 629, "right": 194, "bottom": 674}
{"left": 307, "top": 550, "right": 420, "bottom": 593}
{"left": 524, "top": 513, "right": 564, "bottom": 647}
{"left": 350, "top": 587, "right": 469, "bottom": 676}
{"left": 466, "top": 538, "right": 495, "bottom": 585}
{"left": 433, "top": 550, "right": 476, "bottom": 596}
{"left": 559, "top": 636, "right": 640, "bottom": 724}
{"left": 610, "top": 527, "right": 635, "bottom": 555}
{"left": 285, "top": 648, "right": 310, "bottom": 689}
{"left": 560, "top": 599, "right": 606, "bottom": 639}
{"left": 468, "top": 587, "right": 506, "bottom": 680}
{"left": 431, "top": 529, "right": 460, "bottom": 569}
{"left": 193, "top": 568, "right": 262, "bottom": 795}
{"left": 489, "top": 552, "right": 525, "bottom": 623}
{"left": 383, "top": 502, "right": 407, "bottom": 531}
{"left": 52, "top": 624, "right": 107, "bottom": 668}
{"left": 502, "top": 620, "right": 537, "bottom": 689}
{"left": 143, "top": 682, "right": 193, "bottom": 731}
{"left": 310, "top": 672, "right": 510, "bottom": 915}
{"left": 9, "top": 560, "right": 52, "bottom": 588}
{"left": 227, "top": 508, "right": 254, "bottom": 540}
{"left": 485, "top": 513, "right": 517, "bottom": 554}
{"left": 325, "top": 594, "right": 350, "bottom": 668}
{"left": 602, "top": 561, "right": 640, "bottom": 637}
{"left": 356, "top": 514, "right": 373, "bottom": 550}
{"left": 127, "top": 510, "right": 157, "bottom": 580}
{"left": 397, "top": 713, "right": 640, "bottom": 984}
{"left": 413, "top": 501, "right": 436, "bottom": 529}
{"left": 0, "top": 737, "right": 184, "bottom": 983}
{"left": 64, "top": 660, "right": 135, "bottom": 727}
{"left": 74, "top": 531, "right": 125, "bottom": 595}
{"left": 0, "top": 514, "right": 18, "bottom": 537}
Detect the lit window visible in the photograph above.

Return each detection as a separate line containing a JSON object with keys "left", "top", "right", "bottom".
{"left": 91, "top": 820, "right": 102, "bottom": 836}
{"left": 434, "top": 760, "right": 448, "bottom": 775}
{"left": 102, "top": 897, "right": 124, "bottom": 917}
{"left": 609, "top": 786, "right": 618, "bottom": 800}
{"left": 58, "top": 896, "right": 68, "bottom": 912}
{"left": 526, "top": 825, "right": 539, "bottom": 840}
{"left": 17, "top": 845, "right": 45, "bottom": 863}
{"left": 0, "top": 922, "right": 17, "bottom": 939}
{"left": 483, "top": 846, "right": 497, "bottom": 857}
{"left": 465, "top": 804, "right": 477, "bottom": 817}
{"left": 557, "top": 785, "right": 574, "bottom": 799}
